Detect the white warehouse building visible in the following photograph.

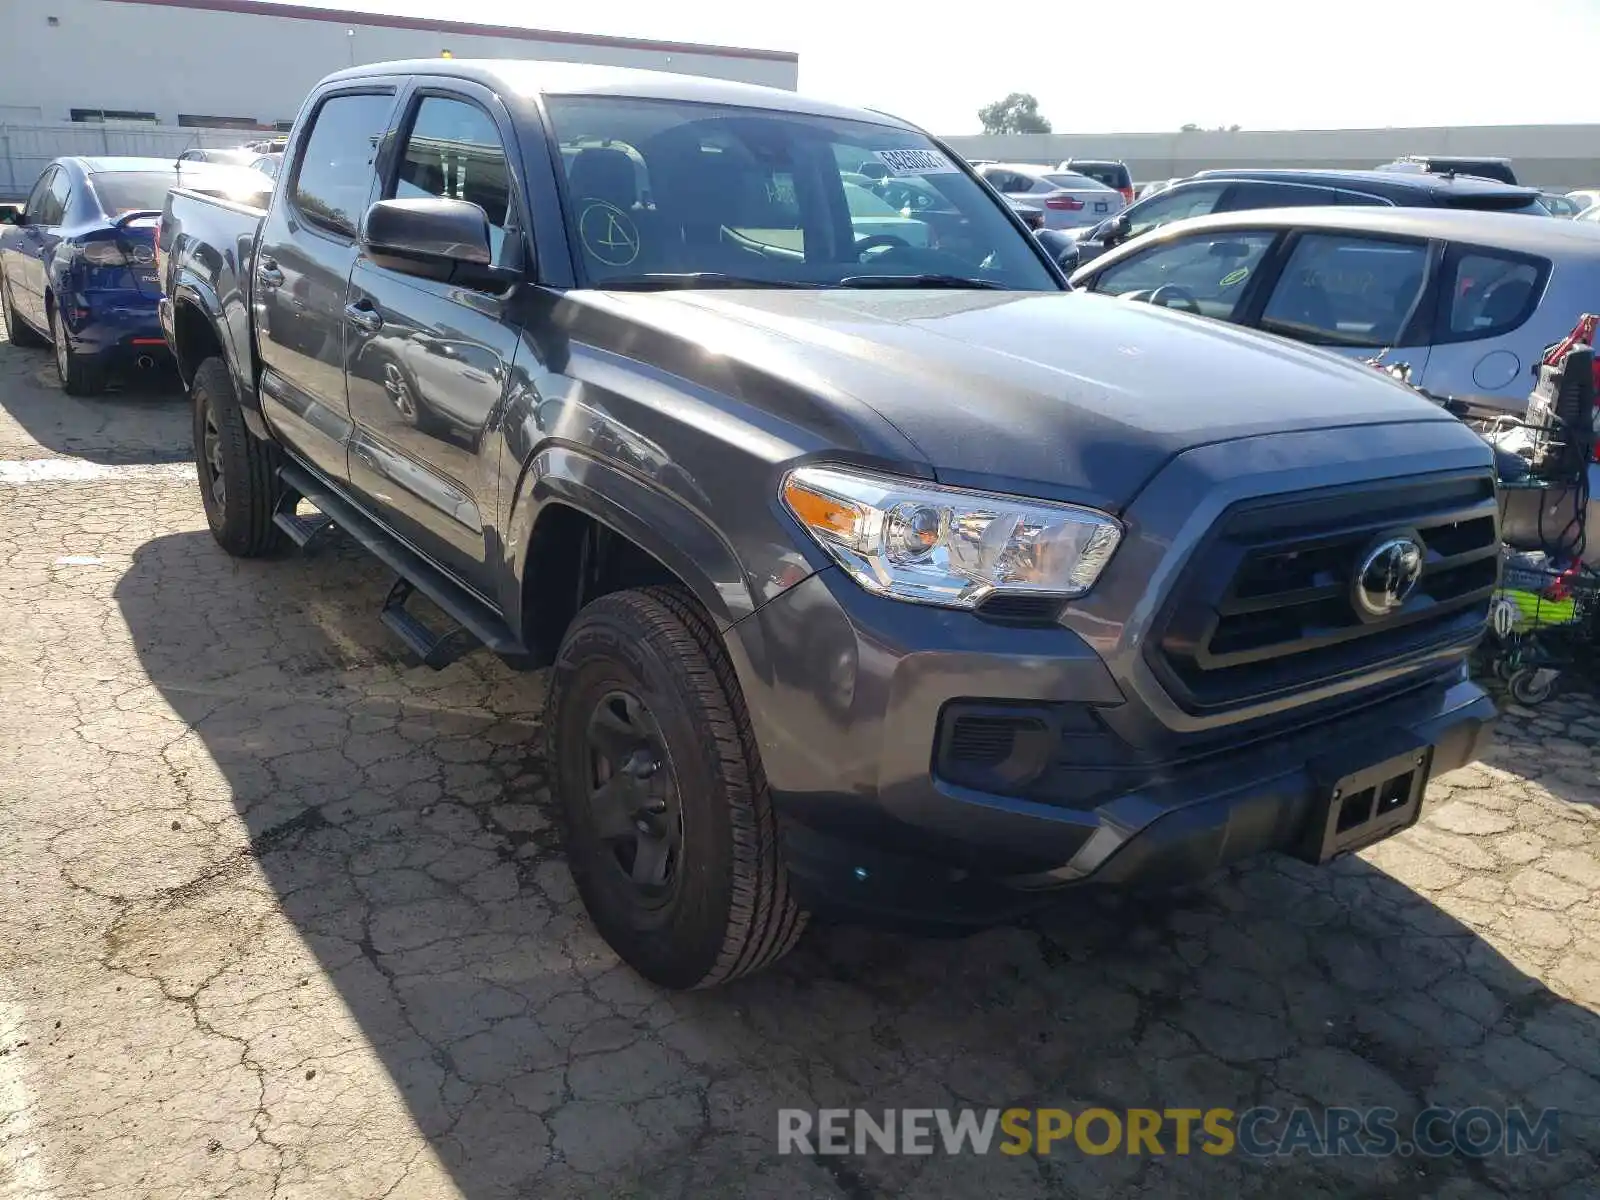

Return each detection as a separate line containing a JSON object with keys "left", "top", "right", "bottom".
{"left": 0, "top": 0, "right": 798, "bottom": 127}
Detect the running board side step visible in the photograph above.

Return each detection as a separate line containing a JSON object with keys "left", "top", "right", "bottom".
{"left": 272, "top": 489, "right": 335, "bottom": 549}
{"left": 276, "top": 462, "right": 526, "bottom": 667}
{"left": 381, "top": 577, "right": 471, "bottom": 668}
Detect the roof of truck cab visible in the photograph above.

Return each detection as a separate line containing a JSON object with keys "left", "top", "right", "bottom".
{"left": 320, "top": 59, "right": 919, "bottom": 129}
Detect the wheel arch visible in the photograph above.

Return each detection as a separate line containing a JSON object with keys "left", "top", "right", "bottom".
{"left": 505, "top": 447, "right": 769, "bottom": 672}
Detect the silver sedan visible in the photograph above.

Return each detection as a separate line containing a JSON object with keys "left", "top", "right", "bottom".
{"left": 1069, "top": 205, "right": 1600, "bottom": 414}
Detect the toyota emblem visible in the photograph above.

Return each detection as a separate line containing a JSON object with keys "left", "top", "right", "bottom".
{"left": 1353, "top": 534, "right": 1425, "bottom": 619}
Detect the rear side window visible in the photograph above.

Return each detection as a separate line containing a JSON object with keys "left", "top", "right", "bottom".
{"left": 392, "top": 94, "right": 518, "bottom": 268}
{"left": 1442, "top": 249, "right": 1547, "bottom": 342}
{"left": 1219, "top": 182, "right": 1341, "bottom": 211}
{"left": 37, "top": 169, "right": 72, "bottom": 225}
{"left": 1070, "top": 163, "right": 1131, "bottom": 191}
{"left": 1260, "top": 234, "right": 1430, "bottom": 347}
{"left": 292, "top": 91, "right": 394, "bottom": 237}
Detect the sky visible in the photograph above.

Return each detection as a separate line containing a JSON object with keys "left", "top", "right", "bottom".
{"left": 278, "top": 0, "right": 1600, "bottom": 134}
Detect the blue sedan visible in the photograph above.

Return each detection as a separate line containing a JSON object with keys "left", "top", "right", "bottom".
{"left": 0, "top": 156, "right": 268, "bottom": 394}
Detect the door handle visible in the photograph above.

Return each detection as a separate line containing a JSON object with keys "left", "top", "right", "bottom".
{"left": 256, "top": 256, "right": 284, "bottom": 288}
{"left": 344, "top": 301, "right": 383, "bottom": 333}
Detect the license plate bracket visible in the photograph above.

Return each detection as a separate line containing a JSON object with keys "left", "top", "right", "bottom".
{"left": 1297, "top": 733, "right": 1432, "bottom": 863}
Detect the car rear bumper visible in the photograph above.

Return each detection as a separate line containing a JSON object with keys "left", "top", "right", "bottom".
{"left": 61, "top": 291, "right": 167, "bottom": 363}
{"left": 731, "top": 568, "right": 1496, "bottom": 929}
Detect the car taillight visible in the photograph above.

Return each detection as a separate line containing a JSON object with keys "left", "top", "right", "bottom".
{"left": 1045, "top": 196, "right": 1085, "bottom": 211}
{"left": 1119, "top": 187, "right": 1134, "bottom": 205}
{"left": 77, "top": 241, "right": 128, "bottom": 266}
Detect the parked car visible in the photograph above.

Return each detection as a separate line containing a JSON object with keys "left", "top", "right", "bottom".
{"left": 160, "top": 59, "right": 1496, "bottom": 989}
{"left": 1137, "top": 178, "right": 1180, "bottom": 200}
{"left": 1057, "top": 158, "right": 1133, "bottom": 205}
{"left": 177, "top": 147, "right": 261, "bottom": 167}
{"left": 1071, "top": 205, "right": 1600, "bottom": 413}
{"left": 0, "top": 156, "right": 270, "bottom": 392}
{"left": 977, "top": 162, "right": 1122, "bottom": 229}
{"left": 1377, "top": 155, "right": 1518, "bottom": 186}
{"left": 1577, "top": 204, "right": 1600, "bottom": 224}
{"left": 1541, "top": 192, "right": 1582, "bottom": 218}
{"left": 1069, "top": 168, "right": 1549, "bottom": 268}
{"left": 249, "top": 153, "right": 283, "bottom": 181}
{"left": 1567, "top": 188, "right": 1600, "bottom": 212}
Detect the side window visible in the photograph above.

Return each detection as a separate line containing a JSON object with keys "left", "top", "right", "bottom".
{"left": 1125, "top": 183, "right": 1228, "bottom": 238}
{"left": 1218, "top": 182, "right": 1339, "bottom": 211}
{"left": 1260, "top": 234, "right": 1431, "bottom": 347}
{"left": 291, "top": 91, "right": 395, "bottom": 237}
{"left": 392, "top": 94, "right": 519, "bottom": 268}
{"left": 22, "top": 169, "right": 55, "bottom": 224}
{"left": 34, "top": 169, "right": 72, "bottom": 226}
{"left": 1442, "top": 249, "right": 1546, "bottom": 342}
{"left": 1089, "top": 231, "right": 1276, "bottom": 321}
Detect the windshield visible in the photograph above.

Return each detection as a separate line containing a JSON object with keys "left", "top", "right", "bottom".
{"left": 87, "top": 172, "right": 183, "bottom": 216}
{"left": 543, "top": 96, "right": 1058, "bottom": 290}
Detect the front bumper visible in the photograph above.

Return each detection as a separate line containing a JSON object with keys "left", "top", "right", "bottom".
{"left": 731, "top": 568, "right": 1495, "bottom": 928}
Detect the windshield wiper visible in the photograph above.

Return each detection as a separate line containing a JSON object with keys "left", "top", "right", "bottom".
{"left": 835, "top": 273, "right": 1008, "bottom": 290}
{"left": 599, "top": 272, "right": 828, "bottom": 291}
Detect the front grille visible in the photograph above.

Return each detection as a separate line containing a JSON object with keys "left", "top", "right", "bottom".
{"left": 1150, "top": 471, "right": 1499, "bottom": 712}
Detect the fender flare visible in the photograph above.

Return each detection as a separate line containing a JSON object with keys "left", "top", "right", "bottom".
{"left": 505, "top": 445, "right": 760, "bottom": 636}
{"left": 169, "top": 275, "right": 255, "bottom": 412}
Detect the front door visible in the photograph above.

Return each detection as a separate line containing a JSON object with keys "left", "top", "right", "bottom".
{"left": 1254, "top": 231, "right": 1435, "bottom": 380}
{"left": 343, "top": 86, "right": 525, "bottom": 597}
{"left": 255, "top": 87, "right": 397, "bottom": 483}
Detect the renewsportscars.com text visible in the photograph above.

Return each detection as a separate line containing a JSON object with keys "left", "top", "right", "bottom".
{"left": 778, "top": 1106, "right": 1559, "bottom": 1158}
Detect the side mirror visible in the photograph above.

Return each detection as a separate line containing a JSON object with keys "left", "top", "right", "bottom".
{"left": 361, "top": 197, "right": 502, "bottom": 284}
{"left": 1102, "top": 212, "right": 1131, "bottom": 244}
{"left": 1034, "top": 228, "right": 1081, "bottom": 273}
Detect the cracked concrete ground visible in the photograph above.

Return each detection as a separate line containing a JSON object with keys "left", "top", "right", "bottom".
{"left": 1, "top": 329, "right": 1599, "bottom": 1200}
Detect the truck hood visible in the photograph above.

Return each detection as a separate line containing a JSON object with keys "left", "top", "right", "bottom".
{"left": 590, "top": 288, "right": 1465, "bottom": 510}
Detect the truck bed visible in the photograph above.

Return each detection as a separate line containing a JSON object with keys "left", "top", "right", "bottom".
{"left": 157, "top": 185, "right": 270, "bottom": 401}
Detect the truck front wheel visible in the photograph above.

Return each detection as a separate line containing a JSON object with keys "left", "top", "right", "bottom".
{"left": 548, "top": 586, "right": 807, "bottom": 989}
{"left": 192, "top": 356, "right": 284, "bottom": 557}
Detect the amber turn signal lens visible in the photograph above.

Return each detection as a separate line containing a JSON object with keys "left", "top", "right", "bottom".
{"left": 782, "top": 477, "right": 862, "bottom": 543}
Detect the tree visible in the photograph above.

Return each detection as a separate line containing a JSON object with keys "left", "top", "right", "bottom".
{"left": 978, "top": 93, "right": 1052, "bottom": 135}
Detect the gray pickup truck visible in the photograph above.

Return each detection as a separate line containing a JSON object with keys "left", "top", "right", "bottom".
{"left": 158, "top": 59, "right": 1500, "bottom": 990}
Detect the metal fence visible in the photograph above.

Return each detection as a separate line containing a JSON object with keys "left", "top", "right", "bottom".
{"left": 1, "top": 121, "right": 264, "bottom": 199}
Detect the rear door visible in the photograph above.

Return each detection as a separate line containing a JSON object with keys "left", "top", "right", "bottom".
{"left": 343, "top": 82, "right": 525, "bottom": 595}
{"left": 1250, "top": 230, "right": 1435, "bottom": 375}
{"left": 11, "top": 167, "right": 69, "bottom": 328}
{"left": 256, "top": 84, "right": 399, "bottom": 483}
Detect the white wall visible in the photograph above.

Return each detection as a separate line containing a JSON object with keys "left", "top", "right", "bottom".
{"left": 0, "top": 0, "right": 798, "bottom": 129}
{"left": 941, "top": 126, "right": 1600, "bottom": 191}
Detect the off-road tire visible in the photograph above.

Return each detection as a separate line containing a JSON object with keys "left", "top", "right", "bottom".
{"left": 0, "top": 269, "right": 46, "bottom": 348}
{"left": 549, "top": 586, "right": 808, "bottom": 989}
{"left": 192, "top": 356, "right": 285, "bottom": 556}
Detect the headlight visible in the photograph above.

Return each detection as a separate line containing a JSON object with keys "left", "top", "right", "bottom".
{"left": 781, "top": 465, "right": 1122, "bottom": 609}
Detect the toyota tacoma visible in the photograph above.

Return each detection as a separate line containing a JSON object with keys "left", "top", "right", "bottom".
{"left": 158, "top": 60, "right": 1499, "bottom": 989}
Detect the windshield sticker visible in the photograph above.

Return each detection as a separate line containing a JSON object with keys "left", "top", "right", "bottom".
{"left": 1219, "top": 267, "right": 1250, "bottom": 288}
{"left": 873, "top": 148, "right": 958, "bottom": 177}
{"left": 579, "top": 202, "right": 640, "bottom": 267}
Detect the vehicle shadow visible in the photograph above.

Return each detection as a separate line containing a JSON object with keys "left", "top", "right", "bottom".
{"left": 0, "top": 334, "right": 189, "bottom": 464}
{"left": 111, "top": 529, "right": 1600, "bottom": 1199}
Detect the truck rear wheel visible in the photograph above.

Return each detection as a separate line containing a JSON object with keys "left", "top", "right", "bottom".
{"left": 548, "top": 586, "right": 807, "bottom": 989}
{"left": 192, "top": 356, "right": 284, "bottom": 557}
